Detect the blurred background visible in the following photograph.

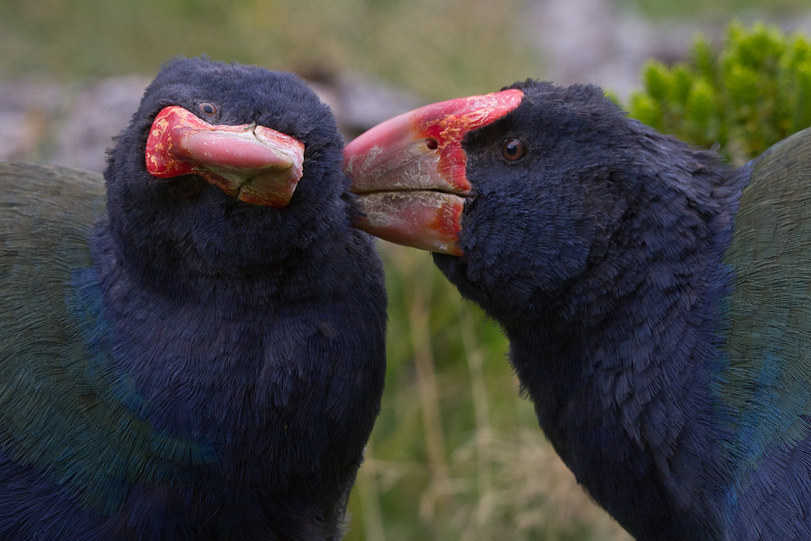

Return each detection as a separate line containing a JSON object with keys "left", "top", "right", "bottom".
{"left": 2, "top": 1, "right": 809, "bottom": 539}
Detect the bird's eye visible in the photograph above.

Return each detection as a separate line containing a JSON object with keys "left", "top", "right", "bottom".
{"left": 501, "top": 137, "right": 527, "bottom": 161}
{"left": 198, "top": 102, "right": 218, "bottom": 116}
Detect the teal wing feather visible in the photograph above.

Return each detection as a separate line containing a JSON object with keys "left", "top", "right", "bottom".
{"left": 0, "top": 161, "right": 214, "bottom": 513}
{"left": 720, "top": 129, "right": 811, "bottom": 503}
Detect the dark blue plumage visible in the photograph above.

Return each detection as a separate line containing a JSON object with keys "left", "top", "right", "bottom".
{"left": 0, "top": 57, "right": 386, "bottom": 539}
{"left": 344, "top": 81, "right": 810, "bottom": 539}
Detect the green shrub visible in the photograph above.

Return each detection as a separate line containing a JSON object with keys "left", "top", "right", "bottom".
{"left": 627, "top": 22, "right": 811, "bottom": 165}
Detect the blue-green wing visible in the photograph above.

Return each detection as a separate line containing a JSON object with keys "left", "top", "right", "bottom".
{"left": 720, "top": 129, "right": 811, "bottom": 511}
{"left": 0, "top": 161, "right": 213, "bottom": 514}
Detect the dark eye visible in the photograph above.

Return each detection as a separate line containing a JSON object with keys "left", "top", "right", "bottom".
{"left": 501, "top": 137, "right": 527, "bottom": 161}
{"left": 198, "top": 102, "right": 218, "bottom": 116}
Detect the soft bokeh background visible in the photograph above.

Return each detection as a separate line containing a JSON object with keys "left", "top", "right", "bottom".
{"left": 2, "top": 1, "right": 810, "bottom": 539}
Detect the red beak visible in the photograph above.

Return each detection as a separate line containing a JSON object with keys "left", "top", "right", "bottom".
{"left": 344, "top": 89, "right": 523, "bottom": 255}
{"left": 145, "top": 106, "right": 305, "bottom": 207}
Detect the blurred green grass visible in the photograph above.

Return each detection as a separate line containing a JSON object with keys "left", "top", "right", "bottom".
{"left": 3, "top": 1, "right": 806, "bottom": 539}
{"left": 0, "top": 0, "right": 542, "bottom": 100}
{"left": 621, "top": 0, "right": 809, "bottom": 19}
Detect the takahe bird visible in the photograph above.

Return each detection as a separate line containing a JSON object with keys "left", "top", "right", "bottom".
{"left": 344, "top": 80, "right": 811, "bottom": 540}
{"left": 0, "top": 57, "right": 386, "bottom": 540}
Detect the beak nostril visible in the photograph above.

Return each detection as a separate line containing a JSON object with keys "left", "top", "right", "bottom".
{"left": 425, "top": 138, "right": 438, "bottom": 150}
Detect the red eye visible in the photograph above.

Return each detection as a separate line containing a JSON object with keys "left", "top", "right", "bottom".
{"left": 501, "top": 137, "right": 526, "bottom": 161}
{"left": 198, "top": 102, "right": 218, "bottom": 116}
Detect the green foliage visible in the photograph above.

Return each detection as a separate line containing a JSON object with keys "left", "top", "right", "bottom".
{"left": 628, "top": 23, "right": 811, "bottom": 165}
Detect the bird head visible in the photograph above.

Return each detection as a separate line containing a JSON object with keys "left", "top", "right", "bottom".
{"left": 105, "top": 57, "right": 346, "bottom": 276}
{"left": 344, "top": 81, "right": 664, "bottom": 311}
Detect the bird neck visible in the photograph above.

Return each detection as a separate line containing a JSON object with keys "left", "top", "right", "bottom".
{"left": 75, "top": 217, "right": 383, "bottom": 493}
{"left": 84, "top": 211, "right": 353, "bottom": 417}
{"left": 104, "top": 202, "right": 351, "bottom": 305}
{"left": 502, "top": 171, "right": 743, "bottom": 539}
{"left": 102, "top": 163, "right": 353, "bottom": 302}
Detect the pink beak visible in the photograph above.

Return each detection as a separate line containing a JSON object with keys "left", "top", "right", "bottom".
{"left": 344, "top": 89, "right": 523, "bottom": 255}
{"left": 145, "top": 106, "right": 305, "bottom": 208}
